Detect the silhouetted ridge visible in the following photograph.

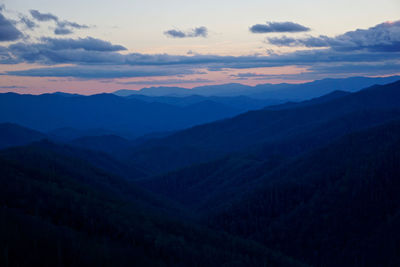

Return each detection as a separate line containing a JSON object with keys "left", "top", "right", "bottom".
{"left": 114, "top": 76, "right": 400, "bottom": 99}
{"left": 0, "top": 122, "right": 46, "bottom": 149}
{"left": 129, "top": 80, "right": 400, "bottom": 173}
{"left": 0, "top": 92, "right": 246, "bottom": 138}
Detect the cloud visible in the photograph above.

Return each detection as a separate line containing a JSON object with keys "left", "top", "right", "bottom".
{"left": 19, "top": 16, "right": 37, "bottom": 30}
{"left": 42, "top": 37, "right": 126, "bottom": 52}
{"left": 230, "top": 72, "right": 280, "bottom": 80}
{"left": 10, "top": 37, "right": 126, "bottom": 53}
{"left": 1, "top": 21, "right": 399, "bottom": 80}
{"left": 54, "top": 27, "right": 73, "bottom": 35}
{"left": 30, "top": 10, "right": 58, "bottom": 22}
{"left": 4, "top": 65, "right": 198, "bottom": 79}
{"left": 3, "top": 34, "right": 399, "bottom": 68}
{"left": 7, "top": 42, "right": 125, "bottom": 65}
{"left": 164, "top": 26, "right": 208, "bottom": 38}
{"left": 231, "top": 72, "right": 272, "bottom": 78}
{"left": 3, "top": 37, "right": 126, "bottom": 65}
{"left": 0, "top": 12, "right": 22, "bottom": 41}
{"left": 39, "top": 37, "right": 127, "bottom": 51}
{"left": 229, "top": 72, "right": 316, "bottom": 81}
{"left": 3, "top": 39, "right": 399, "bottom": 69}
{"left": 30, "top": 9, "right": 88, "bottom": 35}
{"left": 164, "top": 30, "right": 186, "bottom": 38}
{"left": 57, "top": 20, "right": 88, "bottom": 29}
{"left": 250, "top": 21, "right": 310, "bottom": 33}
{"left": 309, "top": 62, "right": 400, "bottom": 76}
{"left": 266, "top": 21, "right": 400, "bottom": 52}
{"left": 54, "top": 23, "right": 88, "bottom": 35}
{"left": 0, "top": 85, "right": 27, "bottom": 89}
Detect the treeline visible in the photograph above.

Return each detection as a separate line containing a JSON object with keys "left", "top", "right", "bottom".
{"left": 0, "top": 142, "right": 303, "bottom": 267}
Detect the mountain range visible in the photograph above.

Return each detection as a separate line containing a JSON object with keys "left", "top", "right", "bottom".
{"left": 0, "top": 93, "right": 254, "bottom": 139}
{"left": 1, "top": 77, "right": 400, "bottom": 266}
{"left": 114, "top": 75, "right": 400, "bottom": 100}
{"left": 128, "top": 80, "right": 400, "bottom": 173}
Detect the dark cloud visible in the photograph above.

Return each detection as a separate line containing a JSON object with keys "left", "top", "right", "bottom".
{"left": 232, "top": 73, "right": 269, "bottom": 78}
{"left": 4, "top": 65, "right": 198, "bottom": 79}
{"left": 228, "top": 72, "right": 314, "bottom": 81}
{"left": 7, "top": 42, "right": 125, "bottom": 65}
{"left": 0, "top": 12, "right": 22, "bottom": 41}
{"left": 18, "top": 16, "right": 37, "bottom": 30}
{"left": 3, "top": 33, "right": 398, "bottom": 69}
{"left": 193, "top": 27, "right": 208, "bottom": 37}
{"left": 3, "top": 47, "right": 399, "bottom": 79}
{"left": 57, "top": 21, "right": 88, "bottom": 29}
{"left": 266, "top": 21, "right": 400, "bottom": 52}
{"left": 3, "top": 37, "right": 127, "bottom": 65}
{"left": 3, "top": 38, "right": 399, "bottom": 68}
{"left": 0, "top": 85, "right": 27, "bottom": 89}
{"left": 41, "top": 37, "right": 127, "bottom": 51}
{"left": 164, "top": 26, "right": 208, "bottom": 38}
{"left": 54, "top": 27, "right": 73, "bottom": 35}
{"left": 16, "top": 36, "right": 126, "bottom": 52}
{"left": 250, "top": 21, "right": 310, "bottom": 33}
{"left": 30, "top": 9, "right": 88, "bottom": 35}
{"left": 230, "top": 72, "right": 276, "bottom": 79}
{"left": 55, "top": 20, "right": 89, "bottom": 35}
{"left": 30, "top": 10, "right": 58, "bottom": 22}
{"left": 309, "top": 62, "right": 400, "bottom": 75}
{"left": 164, "top": 29, "right": 185, "bottom": 38}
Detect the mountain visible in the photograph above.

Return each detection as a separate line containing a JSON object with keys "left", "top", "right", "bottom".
{"left": 69, "top": 134, "right": 134, "bottom": 157}
{"left": 114, "top": 76, "right": 400, "bottom": 100}
{"left": 138, "top": 153, "right": 283, "bottom": 212}
{"left": 192, "top": 83, "right": 255, "bottom": 97}
{"left": 0, "top": 92, "right": 243, "bottom": 138}
{"left": 0, "top": 122, "right": 146, "bottom": 179}
{"left": 251, "top": 75, "right": 400, "bottom": 100}
{"left": 114, "top": 86, "right": 192, "bottom": 97}
{"left": 0, "top": 141, "right": 303, "bottom": 267}
{"left": 3, "top": 77, "right": 400, "bottom": 266}
{"left": 129, "top": 80, "right": 400, "bottom": 173}
{"left": 0, "top": 123, "right": 46, "bottom": 149}
{"left": 204, "top": 119, "right": 400, "bottom": 266}
{"left": 265, "top": 90, "right": 350, "bottom": 110}
{"left": 126, "top": 94, "right": 283, "bottom": 112}
{"left": 47, "top": 127, "right": 120, "bottom": 141}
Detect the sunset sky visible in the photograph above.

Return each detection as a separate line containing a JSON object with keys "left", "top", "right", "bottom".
{"left": 0, "top": 0, "right": 399, "bottom": 94}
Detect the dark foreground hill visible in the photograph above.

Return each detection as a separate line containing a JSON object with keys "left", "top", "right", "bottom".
{"left": 140, "top": 119, "right": 400, "bottom": 266}
{"left": 205, "top": 119, "right": 400, "bottom": 266}
{"left": 0, "top": 123, "right": 147, "bottom": 180}
{"left": 0, "top": 141, "right": 303, "bottom": 267}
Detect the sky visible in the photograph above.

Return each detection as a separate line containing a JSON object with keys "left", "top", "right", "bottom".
{"left": 0, "top": 0, "right": 399, "bottom": 94}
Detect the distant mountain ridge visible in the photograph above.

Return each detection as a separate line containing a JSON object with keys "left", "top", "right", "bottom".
{"left": 114, "top": 75, "right": 400, "bottom": 100}
{"left": 0, "top": 92, "right": 246, "bottom": 138}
